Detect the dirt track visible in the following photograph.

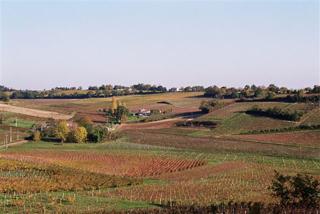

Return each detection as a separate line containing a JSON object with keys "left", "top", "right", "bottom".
{"left": 0, "top": 103, "right": 72, "bottom": 120}
{"left": 120, "top": 118, "right": 182, "bottom": 130}
{"left": 0, "top": 140, "right": 28, "bottom": 149}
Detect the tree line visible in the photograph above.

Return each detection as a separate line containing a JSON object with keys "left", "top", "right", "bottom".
{"left": 0, "top": 84, "right": 319, "bottom": 100}
{"left": 204, "top": 84, "right": 320, "bottom": 101}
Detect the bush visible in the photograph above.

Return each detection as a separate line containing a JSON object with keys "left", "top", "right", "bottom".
{"left": 242, "top": 124, "right": 320, "bottom": 135}
{"left": 199, "top": 100, "right": 224, "bottom": 113}
{"left": 269, "top": 171, "right": 320, "bottom": 207}
{"left": 176, "top": 120, "right": 217, "bottom": 128}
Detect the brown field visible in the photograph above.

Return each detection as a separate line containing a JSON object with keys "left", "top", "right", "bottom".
{"left": 95, "top": 161, "right": 320, "bottom": 205}
{"left": 10, "top": 92, "right": 204, "bottom": 114}
{"left": 0, "top": 158, "right": 138, "bottom": 194}
{"left": 235, "top": 130, "right": 320, "bottom": 148}
{"left": 0, "top": 103, "right": 72, "bottom": 120}
{"left": 0, "top": 150, "right": 206, "bottom": 177}
{"left": 300, "top": 107, "right": 320, "bottom": 125}
{"left": 157, "top": 161, "right": 248, "bottom": 182}
{"left": 124, "top": 129, "right": 320, "bottom": 158}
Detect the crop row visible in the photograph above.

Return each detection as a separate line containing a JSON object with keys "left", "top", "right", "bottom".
{"left": 0, "top": 151, "right": 206, "bottom": 177}
{"left": 0, "top": 158, "right": 140, "bottom": 194}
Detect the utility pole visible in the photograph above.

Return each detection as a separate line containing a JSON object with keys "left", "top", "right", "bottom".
{"left": 5, "top": 134, "right": 8, "bottom": 150}
{"left": 15, "top": 118, "right": 19, "bottom": 141}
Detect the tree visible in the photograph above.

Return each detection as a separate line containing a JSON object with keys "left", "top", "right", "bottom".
{"left": 204, "top": 86, "right": 221, "bottom": 98}
{"left": 0, "top": 91, "right": 10, "bottom": 102}
{"left": 254, "top": 87, "right": 265, "bottom": 98}
{"left": 55, "top": 120, "right": 70, "bottom": 142}
{"left": 270, "top": 171, "right": 320, "bottom": 207}
{"left": 76, "top": 116, "right": 93, "bottom": 131}
{"left": 199, "top": 100, "right": 222, "bottom": 113}
{"left": 114, "top": 105, "right": 129, "bottom": 123}
{"left": 266, "top": 91, "right": 276, "bottom": 100}
{"left": 87, "top": 126, "right": 108, "bottom": 143}
{"left": 33, "top": 130, "right": 41, "bottom": 142}
{"left": 71, "top": 127, "right": 87, "bottom": 143}
{"left": 111, "top": 96, "right": 118, "bottom": 113}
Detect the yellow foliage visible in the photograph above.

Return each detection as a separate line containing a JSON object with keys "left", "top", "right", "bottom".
{"left": 33, "top": 130, "right": 41, "bottom": 142}
{"left": 111, "top": 96, "right": 118, "bottom": 113}
{"left": 71, "top": 127, "right": 87, "bottom": 143}
{"left": 55, "top": 120, "right": 70, "bottom": 142}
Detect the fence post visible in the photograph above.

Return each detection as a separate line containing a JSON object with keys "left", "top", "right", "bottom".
{"left": 5, "top": 134, "right": 8, "bottom": 150}
{"left": 9, "top": 127, "right": 12, "bottom": 142}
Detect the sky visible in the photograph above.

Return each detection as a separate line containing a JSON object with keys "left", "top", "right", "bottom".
{"left": 0, "top": 0, "right": 319, "bottom": 90}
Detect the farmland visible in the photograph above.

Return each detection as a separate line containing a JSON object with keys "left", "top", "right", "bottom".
{"left": 0, "top": 91, "right": 319, "bottom": 212}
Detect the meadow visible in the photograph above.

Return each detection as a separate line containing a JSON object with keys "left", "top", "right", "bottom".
{"left": 0, "top": 92, "right": 319, "bottom": 213}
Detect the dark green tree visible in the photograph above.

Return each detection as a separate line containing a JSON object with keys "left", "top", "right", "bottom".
{"left": 270, "top": 171, "right": 320, "bottom": 207}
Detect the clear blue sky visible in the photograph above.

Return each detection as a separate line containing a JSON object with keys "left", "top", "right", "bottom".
{"left": 0, "top": 0, "right": 319, "bottom": 90}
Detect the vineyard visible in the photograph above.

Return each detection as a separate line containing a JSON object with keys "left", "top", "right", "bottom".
{"left": 0, "top": 151, "right": 206, "bottom": 177}
{"left": 0, "top": 92, "right": 319, "bottom": 212}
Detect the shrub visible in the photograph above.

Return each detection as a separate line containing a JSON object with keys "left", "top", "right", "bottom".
{"left": 242, "top": 124, "right": 320, "bottom": 134}
{"left": 199, "top": 100, "right": 223, "bottom": 113}
{"left": 176, "top": 120, "right": 217, "bottom": 128}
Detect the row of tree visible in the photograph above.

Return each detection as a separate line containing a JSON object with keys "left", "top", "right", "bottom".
{"left": 1, "top": 84, "right": 319, "bottom": 100}
{"left": 204, "top": 85, "right": 320, "bottom": 100}
{"left": 246, "top": 106, "right": 304, "bottom": 121}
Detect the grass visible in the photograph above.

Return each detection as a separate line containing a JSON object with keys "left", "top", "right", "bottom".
{"left": 194, "top": 102, "right": 320, "bottom": 136}
{"left": 0, "top": 191, "right": 155, "bottom": 213}
{"left": 3, "top": 118, "right": 35, "bottom": 129}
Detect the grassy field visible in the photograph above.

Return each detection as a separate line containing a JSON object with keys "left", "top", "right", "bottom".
{"left": 0, "top": 93, "right": 319, "bottom": 212}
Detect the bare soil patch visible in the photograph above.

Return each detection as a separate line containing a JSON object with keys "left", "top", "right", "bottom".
{"left": 0, "top": 103, "right": 72, "bottom": 120}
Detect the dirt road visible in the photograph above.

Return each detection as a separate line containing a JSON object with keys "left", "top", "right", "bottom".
{"left": 0, "top": 140, "right": 28, "bottom": 150}
{"left": 0, "top": 103, "right": 72, "bottom": 120}
{"left": 120, "top": 118, "right": 183, "bottom": 130}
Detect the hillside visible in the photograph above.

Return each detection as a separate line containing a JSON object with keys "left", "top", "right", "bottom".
{"left": 0, "top": 92, "right": 319, "bottom": 212}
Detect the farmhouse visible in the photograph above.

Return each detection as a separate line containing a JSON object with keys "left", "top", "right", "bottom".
{"left": 135, "top": 108, "right": 151, "bottom": 117}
